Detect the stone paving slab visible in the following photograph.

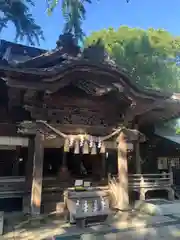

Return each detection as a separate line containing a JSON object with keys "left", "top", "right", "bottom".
{"left": 54, "top": 225, "right": 180, "bottom": 240}
{"left": 135, "top": 199, "right": 180, "bottom": 216}
{"left": 170, "top": 214, "right": 180, "bottom": 219}
{"left": 2, "top": 212, "right": 180, "bottom": 239}
{"left": 142, "top": 215, "right": 175, "bottom": 224}
{"left": 53, "top": 215, "right": 180, "bottom": 240}
{"left": 80, "top": 225, "right": 180, "bottom": 240}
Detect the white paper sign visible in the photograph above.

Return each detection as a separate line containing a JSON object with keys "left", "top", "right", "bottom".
{"left": 75, "top": 179, "right": 83, "bottom": 187}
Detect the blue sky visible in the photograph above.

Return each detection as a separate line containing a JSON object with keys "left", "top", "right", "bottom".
{"left": 1, "top": 0, "right": 180, "bottom": 50}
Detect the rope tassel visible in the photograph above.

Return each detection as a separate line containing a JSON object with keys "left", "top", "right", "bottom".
{"left": 91, "top": 142, "right": 97, "bottom": 155}
{"left": 74, "top": 139, "right": 80, "bottom": 154}
{"left": 98, "top": 139, "right": 102, "bottom": 148}
{"left": 83, "top": 140, "right": 89, "bottom": 154}
{"left": 100, "top": 142, "right": 106, "bottom": 153}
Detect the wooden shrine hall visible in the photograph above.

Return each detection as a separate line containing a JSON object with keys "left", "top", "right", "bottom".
{"left": 0, "top": 34, "right": 180, "bottom": 216}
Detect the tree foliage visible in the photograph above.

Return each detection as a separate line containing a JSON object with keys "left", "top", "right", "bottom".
{"left": 47, "top": 0, "right": 92, "bottom": 42}
{"left": 0, "top": 0, "right": 44, "bottom": 45}
{"left": 85, "top": 26, "right": 180, "bottom": 92}
{"left": 46, "top": 0, "right": 130, "bottom": 42}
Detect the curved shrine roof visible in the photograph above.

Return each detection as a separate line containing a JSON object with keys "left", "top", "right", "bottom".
{"left": 0, "top": 36, "right": 180, "bottom": 125}
{"left": 0, "top": 39, "right": 172, "bottom": 100}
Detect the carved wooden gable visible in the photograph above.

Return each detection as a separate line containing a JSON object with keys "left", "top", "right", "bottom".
{"left": 25, "top": 85, "right": 127, "bottom": 127}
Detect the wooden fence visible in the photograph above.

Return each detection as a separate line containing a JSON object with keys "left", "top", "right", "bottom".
{"left": 109, "top": 172, "right": 174, "bottom": 200}
{"left": 128, "top": 173, "right": 173, "bottom": 200}
{"left": 0, "top": 173, "right": 175, "bottom": 201}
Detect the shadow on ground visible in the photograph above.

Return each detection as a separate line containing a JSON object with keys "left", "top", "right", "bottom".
{"left": 2, "top": 211, "right": 180, "bottom": 239}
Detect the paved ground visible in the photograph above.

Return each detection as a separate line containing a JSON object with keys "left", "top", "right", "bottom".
{"left": 2, "top": 212, "right": 180, "bottom": 239}
{"left": 55, "top": 214, "right": 180, "bottom": 240}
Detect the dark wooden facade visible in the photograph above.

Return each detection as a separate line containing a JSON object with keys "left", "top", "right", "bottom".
{"left": 0, "top": 35, "right": 180, "bottom": 214}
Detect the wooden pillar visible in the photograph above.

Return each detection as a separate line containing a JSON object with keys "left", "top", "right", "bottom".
{"left": 135, "top": 141, "right": 141, "bottom": 174}
{"left": 62, "top": 151, "right": 68, "bottom": 170}
{"left": 58, "top": 139, "right": 70, "bottom": 180}
{"left": 117, "top": 131, "right": 129, "bottom": 209}
{"left": 101, "top": 153, "right": 106, "bottom": 179}
{"left": 31, "top": 131, "right": 44, "bottom": 216}
{"left": 58, "top": 151, "right": 70, "bottom": 180}
{"left": 26, "top": 137, "right": 35, "bottom": 187}
{"left": 23, "top": 136, "right": 35, "bottom": 214}
{"left": 139, "top": 176, "right": 146, "bottom": 200}
{"left": 12, "top": 146, "right": 20, "bottom": 176}
{"left": 168, "top": 166, "right": 175, "bottom": 201}
{"left": 134, "top": 124, "right": 141, "bottom": 174}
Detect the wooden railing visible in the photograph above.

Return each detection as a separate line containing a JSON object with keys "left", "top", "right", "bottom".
{"left": 0, "top": 176, "right": 25, "bottom": 198}
{"left": 129, "top": 173, "right": 173, "bottom": 200}
{"left": 0, "top": 176, "right": 72, "bottom": 198}
{"left": 0, "top": 173, "right": 174, "bottom": 200}
{"left": 109, "top": 173, "right": 174, "bottom": 200}
{"left": 128, "top": 173, "right": 172, "bottom": 190}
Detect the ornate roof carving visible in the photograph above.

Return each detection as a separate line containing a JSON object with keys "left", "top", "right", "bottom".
{"left": 0, "top": 35, "right": 175, "bottom": 102}
{"left": 56, "top": 33, "right": 80, "bottom": 56}
{"left": 0, "top": 38, "right": 179, "bottom": 126}
{"left": 82, "top": 39, "right": 115, "bottom": 66}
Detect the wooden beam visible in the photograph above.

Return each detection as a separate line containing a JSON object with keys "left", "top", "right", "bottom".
{"left": 18, "top": 122, "right": 117, "bottom": 136}
{"left": 31, "top": 132, "right": 44, "bottom": 216}
{"left": 0, "top": 136, "right": 28, "bottom": 146}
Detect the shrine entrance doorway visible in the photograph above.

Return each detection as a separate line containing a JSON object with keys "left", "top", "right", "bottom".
{"left": 43, "top": 147, "right": 107, "bottom": 182}
{"left": 66, "top": 151, "right": 105, "bottom": 181}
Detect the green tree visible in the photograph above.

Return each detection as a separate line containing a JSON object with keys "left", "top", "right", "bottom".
{"left": 0, "top": 0, "right": 44, "bottom": 45}
{"left": 47, "top": 0, "right": 130, "bottom": 42}
{"left": 47, "top": 0, "right": 90, "bottom": 43}
{"left": 85, "top": 26, "right": 180, "bottom": 92}
{"left": 85, "top": 26, "right": 180, "bottom": 133}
